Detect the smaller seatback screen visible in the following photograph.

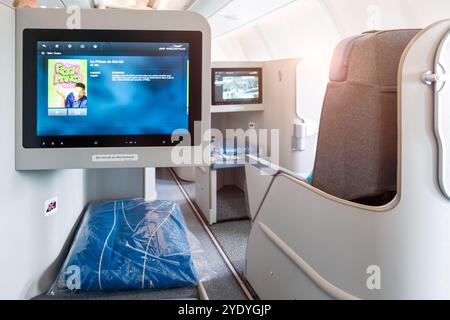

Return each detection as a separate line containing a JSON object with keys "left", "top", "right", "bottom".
{"left": 212, "top": 68, "right": 262, "bottom": 105}
{"left": 37, "top": 41, "right": 189, "bottom": 136}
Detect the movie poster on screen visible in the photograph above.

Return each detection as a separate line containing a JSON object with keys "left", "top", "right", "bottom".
{"left": 47, "top": 59, "right": 88, "bottom": 109}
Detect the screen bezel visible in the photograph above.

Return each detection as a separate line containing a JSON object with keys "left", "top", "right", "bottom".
{"left": 211, "top": 67, "right": 263, "bottom": 106}
{"left": 22, "top": 29, "right": 202, "bottom": 149}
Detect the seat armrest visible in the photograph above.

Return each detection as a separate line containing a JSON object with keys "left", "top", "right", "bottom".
{"left": 245, "top": 155, "right": 309, "bottom": 184}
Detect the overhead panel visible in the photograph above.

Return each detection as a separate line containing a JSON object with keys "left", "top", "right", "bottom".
{"left": 37, "top": 0, "right": 65, "bottom": 8}
{"left": 157, "top": 0, "right": 191, "bottom": 10}
{"left": 188, "top": 0, "right": 232, "bottom": 18}
{"left": 0, "top": 0, "right": 14, "bottom": 7}
{"left": 207, "top": 0, "right": 298, "bottom": 38}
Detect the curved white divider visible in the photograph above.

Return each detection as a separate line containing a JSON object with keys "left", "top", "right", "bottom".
{"left": 258, "top": 222, "right": 360, "bottom": 300}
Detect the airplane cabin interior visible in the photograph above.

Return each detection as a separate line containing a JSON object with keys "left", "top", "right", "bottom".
{"left": 1, "top": 0, "right": 450, "bottom": 304}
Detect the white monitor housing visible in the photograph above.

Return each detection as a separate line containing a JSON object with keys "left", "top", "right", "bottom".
{"left": 211, "top": 61, "right": 264, "bottom": 113}
{"left": 16, "top": 9, "right": 211, "bottom": 170}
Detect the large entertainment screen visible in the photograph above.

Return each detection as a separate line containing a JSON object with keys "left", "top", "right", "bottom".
{"left": 37, "top": 41, "right": 189, "bottom": 136}
{"left": 22, "top": 29, "right": 202, "bottom": 149}
{"left": 212, "top": 68, "right": 262, "bottom": 105}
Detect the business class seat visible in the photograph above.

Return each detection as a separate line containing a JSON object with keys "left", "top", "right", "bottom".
{"left": 246, "top": 30, "right": 418, "bottom": 218}
{"left": 311, "top": 30, "right": 418, "bottom": 205}
{"left": 243, "top": 23, "right": 450, "bottom": 299}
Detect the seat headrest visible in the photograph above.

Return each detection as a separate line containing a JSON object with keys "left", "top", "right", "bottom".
{"left": 329, "top": 35, "right": 364, "bottom": 82}
{"left": 313, "top": 29, "right": 420, "bottom": 204}
{"left": 329, "top": 30, "right": 419, "bottom": 89}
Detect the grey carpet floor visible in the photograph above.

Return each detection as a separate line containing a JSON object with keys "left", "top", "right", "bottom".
{"left": 178, "top": 179, "right": 249, "bottom": 222}
{"left": 210, "top": 220, "right": 252, "bottom": 278}
{"left": 216, "top": 186, "right": 249, "bottom": 221}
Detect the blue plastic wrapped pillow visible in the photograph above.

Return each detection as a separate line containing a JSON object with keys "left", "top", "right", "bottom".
{"left": 49, "top": 199, "right": 198, "bottom": 294}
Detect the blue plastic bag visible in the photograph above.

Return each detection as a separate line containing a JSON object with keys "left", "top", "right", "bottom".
{"left": 49, "top": 199, "right": 198, "bottom": 294}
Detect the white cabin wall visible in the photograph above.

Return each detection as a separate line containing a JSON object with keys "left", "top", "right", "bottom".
{"left": 84, "top": 169, "right": 144, "bottom": 203}
{"left": 261, "top": 59, "right": 303, "bottom": 173}
{"left": 0, "top": 3, "right": 86, "bottom": 299}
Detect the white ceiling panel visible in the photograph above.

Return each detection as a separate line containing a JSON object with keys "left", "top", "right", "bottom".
{"left": 0, "top": 0, "right": 14, "bottom": 6}
{"left": 94, "top": 0, "right": 152, "bottom": 9}
{"left": 207, "top": 0, "right": 299, "bottom": 38}
{"left": 61, "top": 0, "right": 94, "bottom": 8}
{"left": 189, "top": 0, "right": 232, "bottom": 18}
{"left": 2, "top": 0, "right": 97, "bottom": 8}
{"left": 37, "top": 0, "right": 65, "bottom": 8}
{"left": 157, "top": 0, "right": 191, "bottom": 10}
